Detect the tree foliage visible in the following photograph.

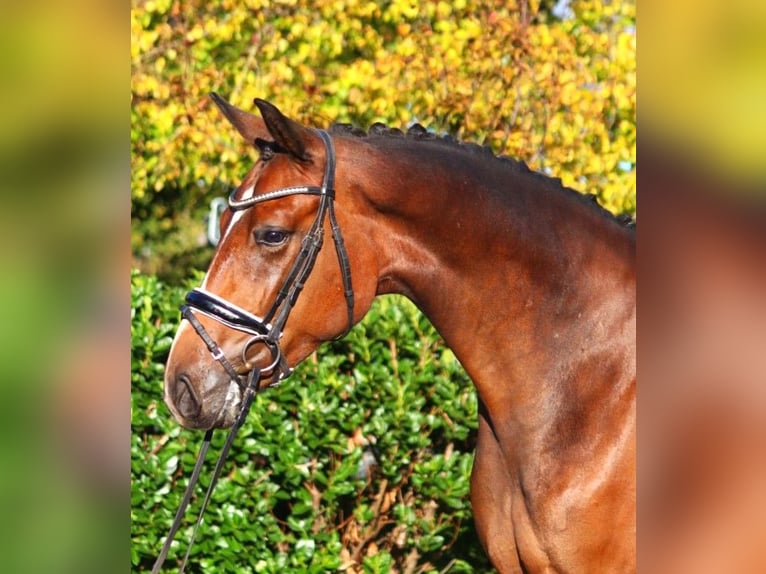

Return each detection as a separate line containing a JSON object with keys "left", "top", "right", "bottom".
{"left": 131, "top": 0, "right": 635, "bottom": 276}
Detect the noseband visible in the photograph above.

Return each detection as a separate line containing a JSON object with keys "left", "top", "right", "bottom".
{"left": 182, "top": 129, "right": 354, "bottom": 388}
{"left": 152, "top": 129, "right": 354, "bottom": 573}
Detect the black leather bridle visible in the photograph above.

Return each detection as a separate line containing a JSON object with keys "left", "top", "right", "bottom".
{"left": 183, "top": 128, "right": 354, "bottom": 387}
{"left": 152, "top": 129, "right": 354, "bottom": 573}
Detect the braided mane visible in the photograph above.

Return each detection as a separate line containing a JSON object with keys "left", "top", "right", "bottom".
{"left": 328, "top": 122, "right": 635, "bottom": 229}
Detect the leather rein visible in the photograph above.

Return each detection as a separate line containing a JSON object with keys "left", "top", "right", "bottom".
{"left": 152, "top": 129, "right": 354, "bottom": 572}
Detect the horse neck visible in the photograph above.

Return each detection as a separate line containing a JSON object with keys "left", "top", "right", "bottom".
{"left": 354, "top": 140, "right": 636, "bottom": 447}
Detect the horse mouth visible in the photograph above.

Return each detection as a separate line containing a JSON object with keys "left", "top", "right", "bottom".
{"left": 212, "top": 363, "right": 290, "bottom": 428}
{"left": 213, "top": 378, "right": 244, "bottom": 428}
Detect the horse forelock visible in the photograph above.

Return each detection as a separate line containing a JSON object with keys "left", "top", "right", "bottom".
{"left": 327, "top": 120, "right": 635, "bottom": 230}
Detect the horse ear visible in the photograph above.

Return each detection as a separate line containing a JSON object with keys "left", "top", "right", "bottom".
{"left": 253, "top": 98, "right": 312, "bottom": 161}
{"left": 210, "top": 92, "right": 269, "bottom": 144}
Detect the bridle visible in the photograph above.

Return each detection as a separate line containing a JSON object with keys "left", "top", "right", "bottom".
{"left": 152, "top": 129, "right": 354, "bottom": 572}
{"left": 184, "top": 128, "right": 354, "bottom": 387}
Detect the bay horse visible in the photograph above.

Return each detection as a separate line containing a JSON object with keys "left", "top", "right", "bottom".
{"left": 164, "top": 94, "right": 636, "bottom": 573}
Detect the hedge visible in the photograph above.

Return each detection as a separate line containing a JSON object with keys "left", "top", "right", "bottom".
{"left": 131, "top": 270, "right": 493, "bottom": 572}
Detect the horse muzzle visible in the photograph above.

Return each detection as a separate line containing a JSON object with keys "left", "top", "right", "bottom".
{"left": 164, "top": 366, "right": 244, "bottom": 430}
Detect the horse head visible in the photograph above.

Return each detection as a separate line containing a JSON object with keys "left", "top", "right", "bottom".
{"left": 164, "top": 95, "right": 379, "bottom": 429}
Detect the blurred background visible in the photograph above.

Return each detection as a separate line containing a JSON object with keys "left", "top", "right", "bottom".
{"left": 0, "top": 1, "right": 125, "bottom": 572}
{"left": 641, "top": 0, "right": 766, "bottom": 571}
{"left": 642, "top": 0, "right": 766, "bottom": 188}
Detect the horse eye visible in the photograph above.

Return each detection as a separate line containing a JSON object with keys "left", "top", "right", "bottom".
{"left": 259, "top": 145, "right": 274, "bottom": 161}
{"left": 255, "top": 228, "right": 290, "bottom": 246}
{"left": 254, "top": 138, "right": 282, "bottom": 161}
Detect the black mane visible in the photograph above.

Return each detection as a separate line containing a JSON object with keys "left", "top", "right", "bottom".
{"left": 329, "top": 122, "right": 635, "bottom": 230}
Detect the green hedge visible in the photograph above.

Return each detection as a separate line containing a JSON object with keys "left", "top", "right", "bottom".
{"left": 131, "top": 270, "right": 493, "bottom": 572}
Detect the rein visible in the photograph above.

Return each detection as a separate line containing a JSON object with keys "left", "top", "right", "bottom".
{"left": 151, "top": 129, "right": 354, "bottom": 572}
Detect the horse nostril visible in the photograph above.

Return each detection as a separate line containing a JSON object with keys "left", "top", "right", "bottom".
{"left": 174, "top": 374, "right": 201, "bottom": 419}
